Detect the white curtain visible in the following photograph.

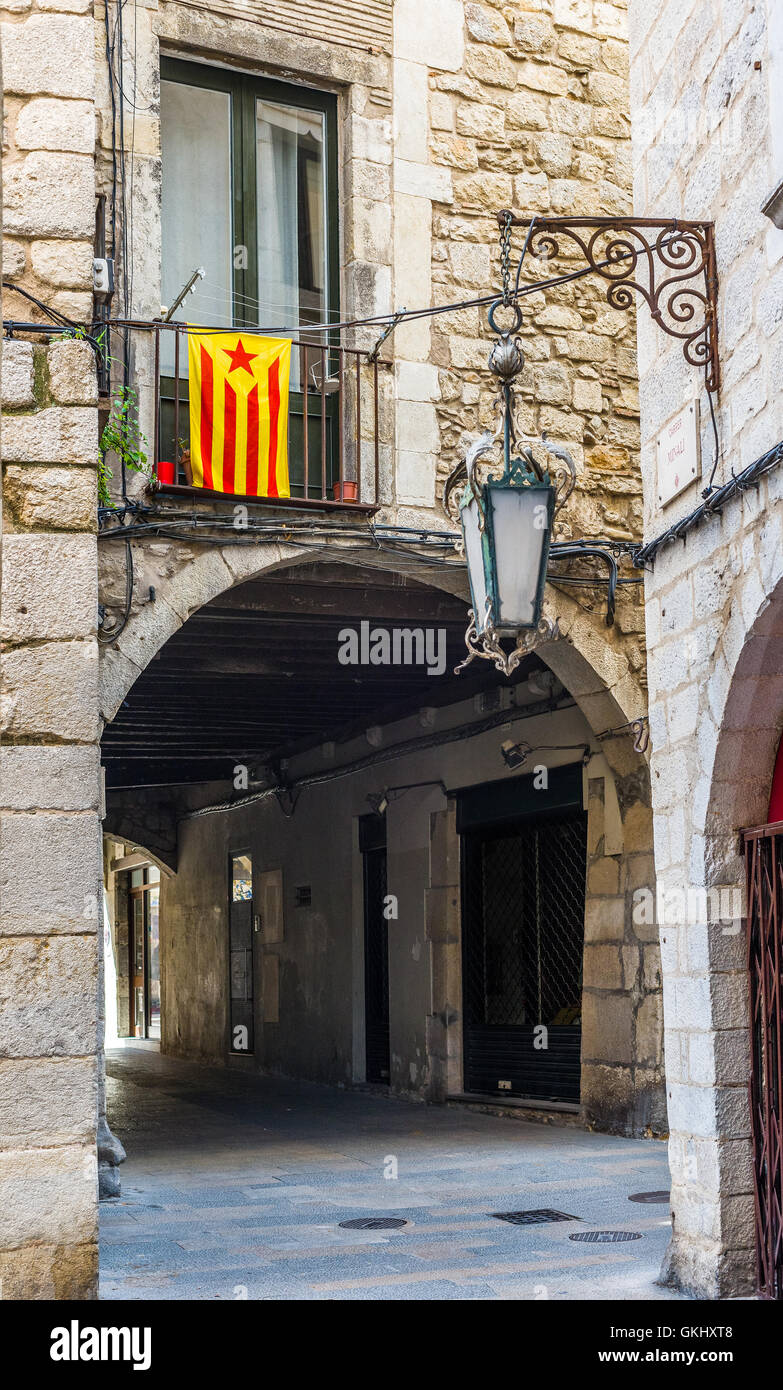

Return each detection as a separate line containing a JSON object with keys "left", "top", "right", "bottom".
{"left": 160, "top": 80, "right": 232, "bottom": 375}
{"left": 256, "top": 100, "right": 326, "bottom": 388}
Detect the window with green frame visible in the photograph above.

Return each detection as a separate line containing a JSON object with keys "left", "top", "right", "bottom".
{"left": 159, "top": 58, "right": 340, "bottom": 498}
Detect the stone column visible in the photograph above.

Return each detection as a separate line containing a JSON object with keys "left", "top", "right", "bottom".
{"left": 97, "top": 893, "right": 126, "bottom": 1199}
{"left": 0, "top": 340, "right": 102, "bottom": 1299}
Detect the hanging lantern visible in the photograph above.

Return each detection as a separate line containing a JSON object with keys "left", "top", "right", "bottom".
{"left": 442, "top": 299, "right": 575, "bottom": 676}
{"left": 460, "top": 456, "right": 555, "bottom": 637}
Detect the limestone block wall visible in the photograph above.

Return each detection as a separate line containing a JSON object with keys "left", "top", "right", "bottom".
{"left": 422, "top": 1, "right": 643, "bottom": 572}
{"left": 0, "top": 0, "right": 96, "bottom": 323}
{"left": 628, "top": 0, "right": 783, "bottom": 1297}
{"left": 0, "top": 338, "right": 102, "bottom": 1299}
{"left": 93, "top": 1, "right": 648, "bottom": 686}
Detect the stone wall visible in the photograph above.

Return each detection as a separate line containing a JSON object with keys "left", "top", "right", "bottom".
{"left": 628, "top": 0, "right": 783, "bottom": 1297}
{"left": 419, "top": 1, "right": 642, "bottom": 579}
{"left": 0, "top": 1, "right": 95, "bottom": 323}
{"left": 0, "top": 338, "right": 102, "bottom": 1298}
{"left": 94, "top": 1, "right": 647, "bottom": 689}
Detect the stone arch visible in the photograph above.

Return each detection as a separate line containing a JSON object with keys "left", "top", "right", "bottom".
{"left": 539, "top": 591, "right": 647, "bottom": 764}
{"left": 99, "top": 540, "right": 647, "bottom": 742}
{"left": 706, "top": 571, "right": 783, "bottom": 885}
{"left": 99, "top": 539, "right": 659, "bottom": 1133}
{"left": 657, "top": 571, "right": 783, "bottom": 1298}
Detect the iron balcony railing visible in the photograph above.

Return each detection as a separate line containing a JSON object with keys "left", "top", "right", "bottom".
{"left": 152, "top": 323, "right": 382, "bottom": 509}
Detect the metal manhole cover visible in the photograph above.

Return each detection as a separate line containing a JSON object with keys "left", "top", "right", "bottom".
{"left": 569, "top": 1230, "right": 643, "bottom": 1243}
{"left": 491, "top": 1209, "right": 580, "bottom": 1225}
{"left": 628, "top": 1190, "right": 670, "bottom": 1204}
{"left": 338, "top": 1217, "right": 408, "bottom": 1230}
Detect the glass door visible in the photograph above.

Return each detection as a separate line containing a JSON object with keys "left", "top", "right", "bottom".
{"left": 128, "top": 866, "right": 162, "bottom": 1040}
{"left": 229, "top": 851, "right": 254, "bottom": 1054}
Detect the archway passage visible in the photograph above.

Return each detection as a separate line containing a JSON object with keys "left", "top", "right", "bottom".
{"left": 691, "top": 577, "right": 783, "bottom": 1299}
{"left": 101, "top": 556, "right": 660, "bottom": 1141}
{"left": 101, "top": 561, "right": 524, "bottom": 796}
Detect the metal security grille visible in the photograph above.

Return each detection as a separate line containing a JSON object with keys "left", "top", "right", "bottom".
{"left": 462, "top": 805, "right": 587, "bottom": 1103}
{"left": 491, "top": 1209, "right": 580, "bottom": 1225}
{"left": 339, "top": 1217, "right": 406, "bottom": 1230}
{"left": 569, "top": 1231, "right": 642, "bottom": 1244}
{"left": 744, "top": 822, "right": 783, "bottom": 1299}
{"left": 361, "top": 815, "right": 390, "bottom": 1084}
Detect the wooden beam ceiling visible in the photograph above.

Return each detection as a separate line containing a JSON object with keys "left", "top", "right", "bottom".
{"left": 102, "top": 562, "right": 537, "bottom": 789}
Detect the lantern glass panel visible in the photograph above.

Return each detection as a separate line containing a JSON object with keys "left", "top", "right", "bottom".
{"left": 488, "top": 485, "right": 550, "bottom": 631}
{"left": 461, "top": 495, "right": 489, "bottom": 633}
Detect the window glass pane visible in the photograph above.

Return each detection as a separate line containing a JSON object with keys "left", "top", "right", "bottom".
{"left": 147, "top": 864, "right": 160, "bottom": 884}
{"left": 133, "top": 898, "right": 144, "bottom": 971}
{"left": 130, "top": 868, "right": 144, "bottom": 889}
{"left": 232, "top": 853, "right": 253, "bottom": 901}
{"left": 256, "top": 100, "right": 327, "bottom": 386}
{"left": 160, "top": 80, "right": 233, "bottom": 372}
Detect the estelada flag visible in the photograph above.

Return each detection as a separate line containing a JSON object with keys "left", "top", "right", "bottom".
{"left": 187, "top": 330, "right": 291, "bottom": 496}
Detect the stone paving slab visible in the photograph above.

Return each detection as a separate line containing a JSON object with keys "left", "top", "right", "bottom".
{"left": 100, "top": 1047, "right": 686, "bottom": 1302}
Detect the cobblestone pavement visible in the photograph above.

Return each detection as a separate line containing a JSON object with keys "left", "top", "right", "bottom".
{"left": 101, "top": 1046, "right": 686, "bottom": 1301}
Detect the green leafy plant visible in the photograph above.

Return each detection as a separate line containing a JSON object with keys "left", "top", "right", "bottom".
{"left": 99, "top": 384, "right": 149, "bottom": 506}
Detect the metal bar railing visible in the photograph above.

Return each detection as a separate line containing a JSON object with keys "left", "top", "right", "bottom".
{"left": 355, "top": 351, "right": 362, "bottom": 504}
{"left": 302, "top": 343, "right": 309, "bottom": 494}
{"left": 154, "top": 326, "right": 380, "bottom": 508}
{"left": 320, "top": 344, "right": 327, "bottom": 502}
{"left": 337, "top": 346, "right": 345, "bottom": 500}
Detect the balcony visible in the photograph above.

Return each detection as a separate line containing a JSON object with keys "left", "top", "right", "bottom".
{"left": 151, "top": 324, "right": 383, "bottom": 511}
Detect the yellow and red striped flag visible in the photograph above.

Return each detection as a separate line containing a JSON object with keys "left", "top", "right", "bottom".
{"left": 187, "top": 330, "right": 291, "bottom": 496}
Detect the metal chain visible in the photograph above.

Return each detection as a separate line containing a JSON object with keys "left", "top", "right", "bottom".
{"left": 500, "top": 210, "right": 513, "bottom": 306}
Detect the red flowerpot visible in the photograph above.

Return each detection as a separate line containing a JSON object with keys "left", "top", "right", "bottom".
{"left": 333, "top": 480, "right": 358, "bottom": 502}
{"left": 157, "top": 459, "right": 176, "bottom": 485}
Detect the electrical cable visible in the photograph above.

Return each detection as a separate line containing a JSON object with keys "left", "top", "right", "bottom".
{"left": 97, "top": 535, "right": 134, "bottom": 644}
{"left": 635, "top": 437, "right": 783, "bottom": 566}
{"left": 182, "top": 693, "right": 581, "bottom": 819}
{"left": 702, "top": 381, "right": 722, "bottom": 495}
{"left": 92, "top": 228, "right": 694, "bottom": 341}
{"left": 7, "top": 208, "right": 732, "bottom": 525}
{"left": 5, "top": 227, "right": 701, "bottom": 364}
{"left": 103, "top": 0, "right": 119, "bottom": 261}
{"left": 1, "top": 281, "right": 81, "bottom": 329}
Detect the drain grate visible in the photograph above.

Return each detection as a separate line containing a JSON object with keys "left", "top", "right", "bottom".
{"left": 338, "top": 1217, "right": 408, "bottom": 1230}
{"left": 569, "top": 1230, "right": 643, "bottom": 1243}
{"left": 491, "top": 1209, "right": 580, "bottom": 1225}
{"left": 628, "top": 1190, "right": 670, "bottom": 1204}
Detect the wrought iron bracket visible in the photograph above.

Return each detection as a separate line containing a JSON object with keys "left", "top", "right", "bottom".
{"left": 498, "top": 212, "right": 720, "bottom": 393}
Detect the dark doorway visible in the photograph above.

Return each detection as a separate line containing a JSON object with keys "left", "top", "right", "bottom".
{"left": 361, "top": 814, "right": 390, "bottom": 1083}
{"left": 229, "top": 851, "right": 254, "bottom": 1055}
{"left": 128, "top": 866, "right": 161, "bottom": 1039}
{"left": 459, "top": 768, "right": 587, "bottom": 1104}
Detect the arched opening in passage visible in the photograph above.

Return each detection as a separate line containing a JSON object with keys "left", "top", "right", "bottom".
{"left": 705, "top": 576, "right": 783, "bottom": 1299}
{"left": 99, "top": 551, "right": 658, "bottom": 1149}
